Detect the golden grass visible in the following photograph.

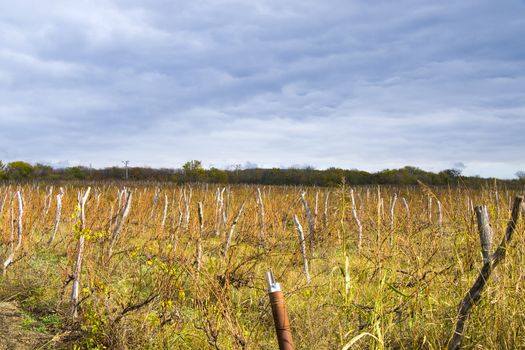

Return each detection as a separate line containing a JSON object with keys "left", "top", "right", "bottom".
{"left": 0, "top": 182, "right": 523, "bottom": 349}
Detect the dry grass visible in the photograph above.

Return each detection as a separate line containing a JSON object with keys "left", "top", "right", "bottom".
{"left": 0, "top": 182, "right": 523, "bottom": 349}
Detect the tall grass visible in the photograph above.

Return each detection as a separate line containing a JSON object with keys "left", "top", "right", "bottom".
{"left": 0, "top": 182, "right": 523, "bottom": 349}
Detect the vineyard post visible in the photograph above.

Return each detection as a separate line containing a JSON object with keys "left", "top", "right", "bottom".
{"left": 313, "top": 190, "right": 319, "bottom": 233}
{"left": 196, "top": 202, "right": 203, "bottom": 271}
{"left": 257, "top": 187, "right": 265, "bottom": 245}
{"left": 151, "top": 187, "right": 159, "bottom": 219}
{"left": 357, "top": 191, "right": 363, "bottom": 213}
{"left": 401, "top": 197, "right": 409, "bottom": 219}
{"left": 376, "top": 186, "right": 382, "bottom": 242}
{"left": 161, "top": 193, "right": 168, "bottom": 227}
{"left": 3, "top": 191, "right": 24, "bottom": 274}
{"left": 469, "top": 197, "right": 475, "bottom": 228}
{"left": 293, "top": 214, "right": 310, "bottom": 284}
{"left": 15, "top": 191, "right": 23, "bottom": 253}
{"left": 108, "top": 190, "right": 132, "bottom": 258}
{"left": 390, "top": 193, "right": 397, "bottom": 231}
{"left": 223, "top": 202, "right": 245, "bottom": 257}
{"left": 95, "top": 188, "right": 101, "bottom": 209}
{"left": 2, "top": 193, "right": 13, "bottom": 274}
{"left": 389, "top": 193, "right": 398, "bottom": 247}
{"left": 323, "top": 190, "right": 330, "bottom": 229}
{"left": 427, "top": 196, "right": 432, "bottom": 223}
{"left": 437, "top": 200, "right": 443, "bottom": 228}
{"left": 43, "top": 186, "right": 53, "bottom": 219}
{"left": 0, "top": 190, "right": 7, "bottom": 217}
{"left": 71, "top": 187, "right": 91, "bottom": 319}
{"left": 448, "top": 196, "right": 523, "bottom": 349}
{"left": 266, "top": 271, "right": 294, "bottom": 350}
{"left": 183, "top": 187, "right": 192, "bottom": 229}
{"left": 117, "top": 188, "right": 123, "bottom": 212}
{"left": 214, "top": 188, "right": 222, "bottom": 236}
{"left": 300, "top": 192, "right": 315, "bottom": 256}
{"left": 177, "top": 188, "right": 183, "bottom": 229}
{"left": 222, "top": 187, "right": 229, "bottom": 237}
{"left": 475, "top": 206, "right": 492, "bottom": 264}
{"left": 350, "top": 189, "right": 363, "bottom": 250}
{"left": 47, "top": 189, "right": 64, "bottom": 246}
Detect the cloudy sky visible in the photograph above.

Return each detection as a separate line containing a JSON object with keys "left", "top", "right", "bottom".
{"left": 0, "top": 0, "right": 524, "bottom": 178}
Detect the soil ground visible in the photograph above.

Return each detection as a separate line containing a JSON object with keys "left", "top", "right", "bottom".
{"left": 0, "top": 302, "right": 52, "bottom": 350}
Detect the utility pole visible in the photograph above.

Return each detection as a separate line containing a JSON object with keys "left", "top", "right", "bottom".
{"left": 122, "top": 160, "right": 129, "bottom": 180}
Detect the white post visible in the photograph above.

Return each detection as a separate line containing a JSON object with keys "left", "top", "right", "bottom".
{"left": 71, "top": 187, "right": 91, "bottom": 319}
{"left": 350, "top": 189, "right": 363, "bottom": 250}
{"left": 47, "top": 189, "right": 64, "bottom": 246}
{"left": 437, "top": 200, "right": 443, "bottom": 227}
{"left": 323, "top": 191, "right": 330, "bottom": 229}
{"left": 390, "top": 193, "right": 398, "bottom": 231}
{"left": 293, "top": 214, "right": 310, "bottom": 284}
{"left": 475, "top": 205, "right": 492, "bottom": 264}
{"left": 108, "top": 190, "right": 132, "bottom": 258}
{"left": 2, "top": 194, "right": 14, "bottom": 274}
{"left": 257, "top": 188, "right": 265, "bottom": 245}
{"left": 401, "top": 197, "right": 409, "bottom": 219}
{"left": 300, "top": 191, "right": 315, "bottom": 255}
{"left": 222, "top": 188, "right": 230, "bottom": 237}
{"left": 223, "top": 202, "right": 245, "bottom": 257}
{"left": 428, "top": 196, "right": 433, "bottom": 223}
{"left": 15, "top": 191, "right": 23, "bottom": 252}
{"left": 313, "top": 190, "right": 319, "bottom": 233}
{"left": 161, "top": 193, "right": 168, "bottom": 227}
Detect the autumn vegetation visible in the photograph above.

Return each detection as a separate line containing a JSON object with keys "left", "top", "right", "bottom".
{"left": 0, "top": 179, "right": 524, "bottom": 349}
{"left": 1, "top": 160, "right": 524, "bottom": 188}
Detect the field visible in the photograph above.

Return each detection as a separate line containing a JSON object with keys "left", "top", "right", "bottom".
{"left": 0, "top": 182, "right": 524, "bottom": 349}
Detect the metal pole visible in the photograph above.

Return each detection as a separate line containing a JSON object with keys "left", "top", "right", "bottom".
{"left": 122, "top": 160, "right": 129, "bottom": 180}
{"left": 267, "top": 271, "right": 294, "bottom": 350}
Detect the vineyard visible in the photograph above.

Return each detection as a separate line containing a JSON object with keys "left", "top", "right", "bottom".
{"left": 0, "top": 182, "right": 524, "bottom": 349}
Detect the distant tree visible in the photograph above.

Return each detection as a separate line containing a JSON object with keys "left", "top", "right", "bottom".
{"left": 401, "top": 166, "right": 420, "bottom": 174}
{"left": 34, "top": 163, "right": 53, "bottom": 178}
{"left": 516, "top": 171, "right": 525, "bottom": 181}
{"left": 208, "top": 167, "right": 228, "bottom": 183}
{"left": 324, "top": 167, "right": 345, "bottom": 186}
{"left": 346, "top": 169, "right": 372, "bottom": 185}
{"left": 183, "top": 160, "right": 203, "bottom": 172}
{"left": 65, "top": 166, "right": 88, "bottom": 180}
{"left": 182, "top": 160, "right": 205, "bottom": 182}
{"left": 7, "top": 161, "right": 34, "bottom": 179}
{"left": 439, "top": 168, "right": 462, "bottom": 183}
{"left": 446, "top": 168, "right": 462, "bottom": 177}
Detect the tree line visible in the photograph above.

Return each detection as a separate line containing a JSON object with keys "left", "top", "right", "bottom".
{"left": 0, "top": 160, "right": 523, "bottom": 188}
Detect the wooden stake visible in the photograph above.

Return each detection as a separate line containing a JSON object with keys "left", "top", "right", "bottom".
{"left": 449, "top": 196, "right": 523, "bottom": 349}
{"left": 196, "top": 202, "right": 204, "bottom": 271}
{"left": 71, "top": 187, "right": 91, "bottom": 319}
{"left": 266, "top": 271, "right": 294, "bottom": 350}
{"left": 293, "top": 214, "right": 310, "bottom": 284}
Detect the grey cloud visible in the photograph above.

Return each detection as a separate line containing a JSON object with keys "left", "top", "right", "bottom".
{"left": 0, "top": 0, "right": 524, "bottom": 178}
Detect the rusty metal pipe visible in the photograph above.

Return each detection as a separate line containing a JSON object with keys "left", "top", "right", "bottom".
{"left": 267, "top": 271, "right": 294, "bottom": 350}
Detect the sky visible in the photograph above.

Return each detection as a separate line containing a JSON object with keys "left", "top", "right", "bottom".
{"left": 0, "top": 0, "right": 524, "bottom": 178}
